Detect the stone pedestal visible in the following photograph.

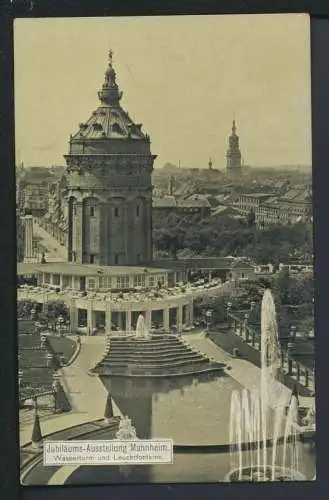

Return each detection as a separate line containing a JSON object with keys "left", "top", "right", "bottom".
{"left": 163, "top": 308, "right": 170, "bottom": 332}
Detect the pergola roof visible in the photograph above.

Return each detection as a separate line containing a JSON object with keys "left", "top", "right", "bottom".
{"left": 17, "top": 262, "right": 168, "bottom": 277}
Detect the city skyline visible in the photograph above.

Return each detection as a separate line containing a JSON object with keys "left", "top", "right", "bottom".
{"left": 14, "top": 14, "right": 311, "bottom": 169}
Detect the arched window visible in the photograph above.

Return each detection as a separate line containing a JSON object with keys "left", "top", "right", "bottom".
{"left": 114, "top": 207, "right": 119, "bottom": 217}
{"left": 136, "top": 205, "right": 140, "bottom": 217}
{"left": 90, "top": 206, "right": 94, "bottom": 217}
{"left": 112, "top": 123, "right": 123, "bottom": 135}
{"left": 114, "top": 254, "right": 119, "bottom": 265}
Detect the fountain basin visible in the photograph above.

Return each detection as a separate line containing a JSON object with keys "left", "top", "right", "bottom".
{"left": 225, "top": 465, "right": 306, "bottom": 482}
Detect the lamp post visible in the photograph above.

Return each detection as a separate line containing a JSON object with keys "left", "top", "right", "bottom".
{"left": 46, "top": 353, "right": 53, "bottom": 368}
{"left": 57, "top": 314, "right": 65, "bottom": 337}
{"left": 30, "top": 306, "right": 36, "bottom": 322}
{"left": 205, "top": 309, "right": 212, "bottom": 333}
{"left": 244, "top": 312, "right": 249, "bottom": 341}
{"left": 40, "top": 334, "right": 47, "bottom": 349}
{"left": 290, "top": 325, "right": 297, "bottom": 339}
{"left": 226, "top": 301, "right": 232, "bottom": 322}
{"left": 287, "top": 340, "right": 294, "bottom": 375}
{"left": 52, "top": 372, "right": 60, "bottom": 390}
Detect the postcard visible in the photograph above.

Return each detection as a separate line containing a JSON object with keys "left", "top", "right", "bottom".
{"left": 15, "top": 13, "right": 315, "bottom": 485}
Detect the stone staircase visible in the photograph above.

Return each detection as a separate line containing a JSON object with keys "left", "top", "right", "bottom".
{"left": 92, "top": 334, "right": 225, "bottom": 377}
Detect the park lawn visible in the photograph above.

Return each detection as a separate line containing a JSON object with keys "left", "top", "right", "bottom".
{"left": 47, "top": 336, "right": 76, "bottom": 364}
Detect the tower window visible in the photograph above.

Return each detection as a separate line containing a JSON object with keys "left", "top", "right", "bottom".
{"left": 114, "top": 254, "right": 119, "bottom": 265}
{"left": 90, "top": 206, "right": 94, "bottom": 217}
{"left": 90, "top": 254, "right": 95, "bottom": 264}
{"left": 136, "top": 206, "right": 140, "bottom": 217}
{"left": 114, "top": 207, "right": 119, "bottom": 217}
{"left": 112, "top": 123, "right": 123, "bottom": 135}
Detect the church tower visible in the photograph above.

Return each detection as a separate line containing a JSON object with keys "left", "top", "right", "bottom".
{"left": 64, "top": 50, "right": 156, "bottom": 266}
{"left": 226, "top": 120, "right": 242, "bottom": 179}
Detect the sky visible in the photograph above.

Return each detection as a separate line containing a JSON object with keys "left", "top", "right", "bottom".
{"left": 14, "top": 14, "right": 312, "bottom": 169}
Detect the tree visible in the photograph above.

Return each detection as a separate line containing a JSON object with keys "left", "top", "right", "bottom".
{"left": 153, "top": 214, "right": 188, "bottom": 258}
{"left": 193, "top": 295, "right": 226, "bottom": 324}
{"left": 274, "top": 268, "right": 291, "bottom": 305}
{"left": 47, "top": 301, "right": 70, "bottom": 325}
{"left": 17, "top": 300, "right": 39, "bottom": 319}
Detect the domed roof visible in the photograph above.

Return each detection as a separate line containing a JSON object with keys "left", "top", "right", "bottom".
{"left": 69, "top": 50, "right": 151, "bottom": 155}
{"left": 71, "top": 106, "right": 146, "bottom": 141}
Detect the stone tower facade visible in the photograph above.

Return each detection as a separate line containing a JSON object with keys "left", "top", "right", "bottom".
{"left": 64, "top": 51, "right": 156, "bottom": 266}
{"left": 226, "top": 120, "right": 242, "bottom": 179}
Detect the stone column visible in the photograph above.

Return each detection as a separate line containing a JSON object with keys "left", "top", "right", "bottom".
{"left": 208, "top": 270, "right": 212, "bottom": 282}
{"left": 73, "top": 202, "right": 83, "bottom": 262}
{"left": 69, "top": 299, "right": 78, "bottom": 333}
{"left": 145, "top": 196, "right": 153, "bottom": 262}
{"left": 124, "top": 203, "right": 130, "bottom": 264}
{"left": 24, "top": 214, "right": 34, "bottom": 263}
{"left": 177, "top": 304, "right": 183, "bottom": 334}
{"left": 304, "top": 369, "right": 309, "bottom": 388}
{"left": 184, "top": 304, "right": 189, "bottom": 325}
{"left": 105, "top": 302, "right": 112, "bottom": 336}
{"left": 189, "top": 301, "right": 194, "bottom": 326}
{"left": 296, "top": 363, "right": 301, "bottom": 382}
{"left": 163, "top": 308, "right": 170, "bottom": 332}
{"left": 126, "top": 310, "right": 132, "bottom": 335}
{"left": 145, "top": 309, "right": 152, "bottom": 331}
{"left": 87, "top": 303, "right": 94, "bottom": 335}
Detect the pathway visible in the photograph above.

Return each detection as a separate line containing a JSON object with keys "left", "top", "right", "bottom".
{"left": 33, "top": 220, "right": 67, "bottom": 262}
{"left": 20, "top": 336, "right": 122, "bottom": 447}
{"left": 183, "top": 331, "right": 314, "bottom": 412}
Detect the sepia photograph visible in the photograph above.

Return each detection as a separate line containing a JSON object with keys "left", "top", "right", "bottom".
{"left": 15, "top": 13, "right": 315, "bottom": 485}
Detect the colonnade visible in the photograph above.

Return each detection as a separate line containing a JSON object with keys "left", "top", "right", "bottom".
{"left": 230, "top": 314, "right": 314, "bottom": 392}
{"left": 280, "top": 349, "right": 314, "bottom": 392}
{"left": 69, "top": 298, "right": 194, "bottom": 336}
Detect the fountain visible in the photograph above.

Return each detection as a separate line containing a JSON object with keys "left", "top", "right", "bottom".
{"left": 227, "top": 289, "right": 306, "bottom": 481}
{"left": 115, "top": 415, "right": 138, "bottom": 440}
{"left": 135, "top": 313, "right": 150, "bottom": 340}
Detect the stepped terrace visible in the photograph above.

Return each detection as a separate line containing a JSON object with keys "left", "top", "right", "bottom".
{"left": 92, "top": 334, "right": 225, "bottom": 377}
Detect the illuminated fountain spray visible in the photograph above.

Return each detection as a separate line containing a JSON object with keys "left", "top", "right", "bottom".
{"left": 116, "top": 415, "right": 138, "bottom": 440}
{"left": 135, "top": 313, "right": 150, "bottom": 339}
{"left": 228, "top": 289, "right": 304, "bottom": 481}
